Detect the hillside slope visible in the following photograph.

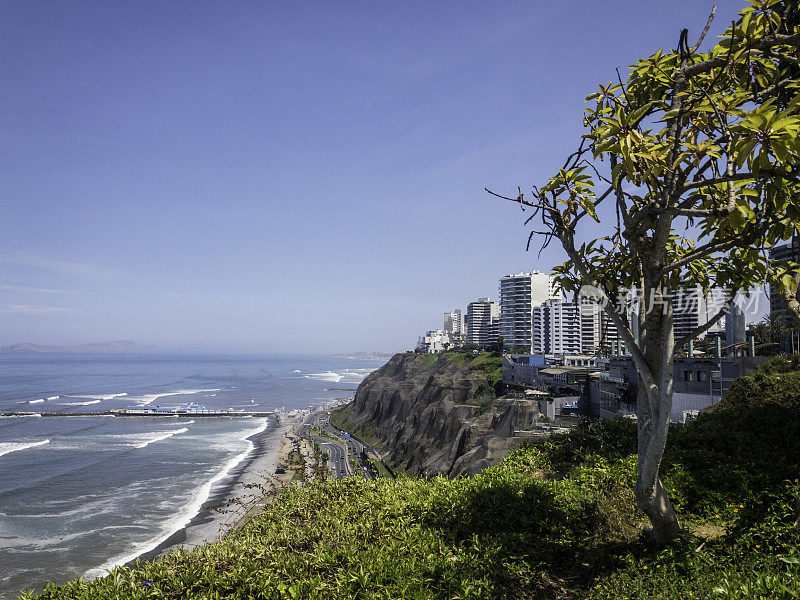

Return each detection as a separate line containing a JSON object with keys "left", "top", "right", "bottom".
{"left": 25, "top": 377, "right": 800, "bottom": 600}
{"left": 336, "top": 352, "right": 541, "bottom": 477}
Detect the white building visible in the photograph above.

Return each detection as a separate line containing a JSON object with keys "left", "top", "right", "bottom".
{"left": 577, "top": 298, "right": 627, "bottom": 354}
{"left": 533, "top": 299, "right": 582, "bottom": 355}
{"left": 419, "top": 330, "right": 454, "bottom": 353}
{"left": 466, "top": 298, "right": 500, "bottom": 348}
{"left": 579, "top": 297, "right": 601, "bottom": 354}
{"left": 443, "top": 309, "right": 464, "bottom": 336}
{"left": 499, "top": 271, "right": 555, "bottom": 352}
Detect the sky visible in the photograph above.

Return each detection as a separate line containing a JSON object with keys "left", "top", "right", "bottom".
{"left": 1, "top": 1, "right": 760, "bottom": 354}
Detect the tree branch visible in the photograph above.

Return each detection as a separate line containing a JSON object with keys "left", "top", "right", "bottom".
{"left": 681, "top": 172, "right": 754, "bottom": 193}
{"left": 675, "top": 301, "right": 730, "bottom": 348}
{"left": 682, "top": 32, "right": 800, "bottom": 79}
{"left": 691, "top": 5, "right": 717, "bottom": 53}
{"left": 657, "top": 226, "right": 765, "bottom": 278}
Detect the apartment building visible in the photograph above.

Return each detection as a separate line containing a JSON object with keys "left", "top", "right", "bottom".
{"left": 499, "top": 271, "right": 554, "bottom": 352}
{"left": 533, "top": 299, "right": 582, "bottom": 355}
{"left": 443, "top": 309, "right": 464, "bottom": 336}
{"left": 466, "top": 298, "right": 500, "bottom": 347}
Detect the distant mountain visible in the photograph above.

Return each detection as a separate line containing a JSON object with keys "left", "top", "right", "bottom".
{"left": 0, "top": 341, "right": 153, "bottom": 354}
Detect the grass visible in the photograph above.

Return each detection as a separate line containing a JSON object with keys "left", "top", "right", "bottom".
{"left": 330, "top": 405, "right": 387, "bottom": 456}
{"left": 466, "top": 353, "right": 503, "bottom": 410}
{"left": 414, "top": 352, "right": 440, "bottom": 369}
{"left": 24, "top": 364, "right": 800, "bottom": 599}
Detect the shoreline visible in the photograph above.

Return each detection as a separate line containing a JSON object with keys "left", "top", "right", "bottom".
{"left": 85, "top": 413, "right": 300, "bottom": 578}
{"left": 136, "top": 417, "right": 297, "bottom": 563}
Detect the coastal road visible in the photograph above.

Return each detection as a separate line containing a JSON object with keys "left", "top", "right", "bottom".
{"left": 298, "top": 408, "right": 373, "bottom": 480}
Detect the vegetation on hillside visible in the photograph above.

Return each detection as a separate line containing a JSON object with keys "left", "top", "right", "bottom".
{"left": 23, "top": 364, "right": 800, "bottom": 600}
{"left": 401, "top": 351, "right": 503, "bottom": 403}
{"left": 466, "top": 353, "right": 503, "bottom": 413}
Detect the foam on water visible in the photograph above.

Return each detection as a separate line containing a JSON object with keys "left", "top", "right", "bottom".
{"left": 126, "top": 388, "right": 222, "bottom": 406}
{"left": 46, "top": 396, "right": 59, "bottom": 400}
{"left": 0, "top": 414, "right": 42, "bottom": 419}
{"left": 60, "top": 400, "right": 102, "bottom": 406}
{"left": 84, "top": 418, "right": 270, "bottom": 580}
{"left": 133, "top": 427, "right": 189, "bottom": 449}
{"left": 0, "top": 439, "right": 50, "bottom": 457}
{"left": 27, "top": 399, "right": 45, "bottom": 405}
{"left": 69, "top": 393, "right": 128, "bottom": 401}
{"left": 0, "top": 530, "right": 90, "bottom": 550}
{"left": 304, "top": 371, "right": 344, "bottom": 383}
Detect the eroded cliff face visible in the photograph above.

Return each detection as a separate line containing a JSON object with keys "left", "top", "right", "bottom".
{"left": 340, "top": 352, "right": 540, "bottom": 477}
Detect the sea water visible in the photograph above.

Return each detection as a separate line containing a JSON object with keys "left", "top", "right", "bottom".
{"left": 0, "top": 353, "right": 380, "bottom": 598}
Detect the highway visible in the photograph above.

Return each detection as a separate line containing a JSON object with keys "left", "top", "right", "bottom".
{"left": 297, "top": 408, "right": 375, "bottom": 480}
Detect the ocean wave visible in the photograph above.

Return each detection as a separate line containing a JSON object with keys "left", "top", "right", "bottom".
{"left": 0, "top": 413, "right": 42, "bottom": 418}
{"left": 69, "top": 393, "right": 127, "bottom": 401}
{"left": 134, "top": 427, "right": 189, "bottom": 449}
{"left": 60, "top": 400, "right": 102, "bottom": 406}
{"left": 293, "top": 369, "right": 301, "bottom": 373}
{"left": 0, "top": 439, "right": 50, "bottom": 458}
{"left": 305, "top": 370, "right": 373, "bottom": 383}
{"left": 46, "top": 396, "right": 59, "bottom": 400}
{"left": 27, "top": 399, "right": 45, "bottom": 404}
{"left": 84, "top": 418, "right": 270, "bottom": 579}
{"left": 126, "top": 388, "right": 222, "bottom": 406}
{"left": 304, "top": 371, "right": 344, "bottom": 383}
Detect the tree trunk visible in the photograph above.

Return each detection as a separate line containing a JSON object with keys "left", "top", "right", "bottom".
{"left": 634, "top": 382, "right": 682, "bottom": 543}
{"left": 632, "top": 288, "right": 682, "bottom": 543}
{"left": 635, "top": 473, "right": 682, "bottom": 543}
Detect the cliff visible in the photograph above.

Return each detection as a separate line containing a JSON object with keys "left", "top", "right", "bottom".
{"left": 336, "top": 352, "right": 541, "bottom": 477}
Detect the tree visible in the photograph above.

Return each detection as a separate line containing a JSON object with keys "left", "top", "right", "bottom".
{"left": 490, "top": 335, "right": 505, "bottom": 354}
{"left": 490, "top": 1, "right": 800, "bottom": 543}
{"left": 749, "top": 314, "right": 786, "bottom": 354}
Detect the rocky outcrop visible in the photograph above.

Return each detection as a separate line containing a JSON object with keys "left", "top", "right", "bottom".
{"left": 341, "top": 352, "right": 541, "bottom": 477}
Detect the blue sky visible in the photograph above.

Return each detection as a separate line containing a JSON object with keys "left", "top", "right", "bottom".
{"left": 1, "top": 1, "right": 756, "bottom": 353}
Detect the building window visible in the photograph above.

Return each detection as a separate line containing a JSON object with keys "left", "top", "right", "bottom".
{"left": 684, "top": 370, "right": 693, "bottom": 382}
{"left": 697, "top": 371, "right": 707, "bottom": 382}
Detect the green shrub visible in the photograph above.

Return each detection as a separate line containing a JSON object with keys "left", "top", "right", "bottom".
{"left": 20, "top": 383, "right": 800, "bottom": 600}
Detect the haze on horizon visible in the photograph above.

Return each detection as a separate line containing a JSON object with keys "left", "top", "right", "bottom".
{"left": 2, "top": 1, "right": 755, "bottom": 355}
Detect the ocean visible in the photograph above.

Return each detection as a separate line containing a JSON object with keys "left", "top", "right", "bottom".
{"left": 0, "top": 353, "right": 381, "bottom": 598}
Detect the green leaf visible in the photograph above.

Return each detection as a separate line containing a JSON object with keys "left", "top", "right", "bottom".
{"left": 735, "top": 139, "right": 758, "bottom": 168}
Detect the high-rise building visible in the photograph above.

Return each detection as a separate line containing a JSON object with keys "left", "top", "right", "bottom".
{"left": 443, "top": 309, "right": 464, "bottom": 336}
{"left": 533, "top": 299, "right": 582, "bottom": 355}
{"left": 725, "top": 302, "right": 746, "bottom": 355}
{"left": 466, "top": 298, "right": 500, "bottom": 348}
{"left": 499, "top": 272, "right": 554, "bottom": 352}
{"left": 579, "top": 297, "right": 602, "bottom": 353}
{"left": 576, "top": 288, "right": 624, "bottom": 353}
{"left": 601, "top": 309, "right": 623, "bottom": 351}
{"left": 672, "top": 284, "right": 726, "bottom": 340}
{"left": 769, "top": 241, "right": 800, "bottom": 353}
